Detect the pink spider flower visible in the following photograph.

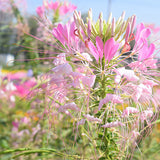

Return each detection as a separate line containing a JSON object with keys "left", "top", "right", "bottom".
{"left": 14, "top": 79, "right": 36, "bottom": 98}
{"left": 77, "top": 119, "right": 86, "bottom": 126}
{"left": 129, "top": 58, "right": 157, "bottom": 72}
{"left": 114, "top": 67, "right": 139, "bottom": 84}
{"left": 145, "top": 24, "right": 160, "bottom": 34}
{"left": 142, "top": 79, "right": 158, "bottom": 87}
{"left": 53, "top": 53, "right": 66, "bottom": 66}
{"left": 102, "top": 121, "right": 125, "bottom": 128}
{"left": 135, "top": 23, "right": 151, "bottom": 45}
{"left": 81, "top": 75, "right": 96, "bottom": 88}
{"left": 88, "top": 36, "right": 119, "bottom": 63}
{"left": 138, "top": 40, "right": 155, "bottom": 61}
{"left": 58, "top": 102, "right": 80, "bottom": 112}
{"left": 130, "top": 131, "right": 140, "bottom": 139}
{"left": 134, "top": 83, "right": 152, "bottom": 102}
{"left": 36, "top": 6, "right": 45, "bottom": 17}
{"left": 140, "top": 109, "right": 153, "bottom": 121}
{"left": 59, "top": 2, "right": 77, "bottom": 15}
{"left": 71, "top": 72, "right": 96, "bottom": 88}
{"left": 83, "top": 114, "right": 102, "bottom": 123}
{"left": 133, "top": 23, "right": 155, "bottom": 61}
{"left": 52, "top": 63, "right": 73, "bottom": 75}
{"left": 122, "top": 107, "right": 139, "bottom": 117}
{"left": 49, "top": 1, "right": 59, "bottom": 10}
{"left": 52, "top": 21, "right": 84, "bottom": 52}
{"left": 143, "top": 58, "right": 157, "bottom": 69}
{"left": 99, "top": 94, "right": 123, "bottom": 110}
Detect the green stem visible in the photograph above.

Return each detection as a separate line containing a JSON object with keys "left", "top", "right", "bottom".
{"left": 0, "top": 148, "right": 30, "bottom": 154}
{"left": 100, "top": 57, "right": 110, "bottom": 158}
{"left": 0, "top": 148, "right": 81, "bottom": 159}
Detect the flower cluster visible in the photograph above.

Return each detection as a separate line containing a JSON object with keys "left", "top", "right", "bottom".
{"left": 0, "top": 70, "right": 44, "bottom": 149}
{"left": 29, "top": 8, "right": 160, "bottom": 159}
{"left": 0, "top": 0, "right": 27, "bottom": 13}
{"left": 36, "top": 0, "right": 77, "bottom": 18}
{"left": 0, "top": 70, "right": 36, "bottom": 106}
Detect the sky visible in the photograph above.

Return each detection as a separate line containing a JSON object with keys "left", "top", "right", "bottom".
{"left": 27, "top": 0, "right": 160, "bottom": 26}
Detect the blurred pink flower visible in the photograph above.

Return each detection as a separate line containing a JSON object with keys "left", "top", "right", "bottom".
{"left": 21, "top": 117, "right": 30, "bottom": 124}
{"left": 59, "top": 2, "right": 77, "bottom": 15}
{"left": 53, "top": 53, "right": 66, "bottom": 66}
{"left": 122, "top": 107, "right": 139, "bottom": 117}
{"left": 71, "top": 72, "right": 96, "bottom": 88}
{"left": 114, "top": 67, "right": 139, "bottom": 83}
{"left": 14, "top": 79, "right": 37, "bottom": 98}
{"left": 131, "top": 131, "right": 140, "bottom": 139}
{"left": 99, "top": 94, "right": 123, "bottom": 110}
{"left": 138, "top": 40, "right": 155, "bottom": 61}
{"left": 135, "top": 23, "right": 151, "bottom": 45}
{"left": 133, "top": 84, "right": 152, "bottom": 102}
{"left": 129, "top": 58, "right": 157, "bottom": 72}
{"left": 83, "top": 114, "right": 102, "bottom": 123}
{"left": 140, "top": 109, "right": 153, "bottom": 121}
{"left": 52, "top": 63, "right": 73, "bottom": 75}
{"left": 145, "top": 24, "right": 160, "bottom": 33}
{"left": 6, "top": 71, "right": 27, "bottom": 80}
{"left": 49, "top": 1, "right": 59, "bottom": 10}
{"left": 36, "top": 6, "right": 45, "bottom": 17}
{"left": 102, "top": 121, "right": 125, "bottom": 128}
{"left": 58, "top": 102, "right": 80, "bottom": 112}
{"left": 134, "top": 23, "right": 156, "bottom": 61}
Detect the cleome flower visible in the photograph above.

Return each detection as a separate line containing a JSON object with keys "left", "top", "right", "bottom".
{"left": 29, "top": 7, "right": 160, "bottom": 159}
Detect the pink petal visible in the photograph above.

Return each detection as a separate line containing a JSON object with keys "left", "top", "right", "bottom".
{"left": 88, "top": 41, "right": 99, "bottom": 62}
{"left": 140, "top": 28, "right": 151, "bottom": 40}
{"left": 104, "top": 38, "right": 114, "bottom": 61}
{"left": 52, "top": 28, "right": 65, "bottom": 46}
{"left": 135, "top": 23, "right": 145, "bottom": 42}
{"left": 36, "top": 6, "right": 44, "bottom": 17}
{"left": 82, "top": 75, "right": 96, "bottom": 88}
{"left": 96, "top": 36, "right": 103, "bottom": 59}
{"left": 49, "top": 1, "right": 59, "bottom": 10}
{"left": 87, "top": 20, "right": 91, "bottom": 38}
{"left": 104, "top": 38, "right": 119, "bottom": 62}
{"left": 138, "top": 41, "right": 155, "bottom": 61}
{"left": 147, "top": 43, "right": 155, "bottom": 59}
{"left": 52, "top": 63, "right": 72, "bottom": 75}
{"left": 140, "top": 109, "right": 153, "bottom": 121}
{"left": 63, "top": 24, "right": 70, "bottom": 44}
{"left": 125, "top": 23, "right": 131, "bottom": 42}
{"left": 108, "top": 43, "right": 119, "bottom": 62}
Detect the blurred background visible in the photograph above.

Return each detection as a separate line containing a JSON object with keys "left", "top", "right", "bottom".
{"left": 27, "top": 0, "right": 160, "bottom": 25}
